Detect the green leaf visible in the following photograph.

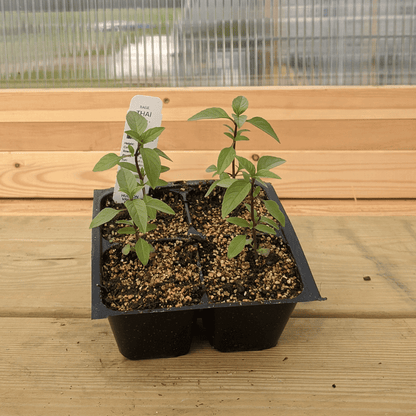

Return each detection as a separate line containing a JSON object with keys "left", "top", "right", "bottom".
{"left": 241, "top": 171, "right": 251, "bottom": 182}
{"left": 125, "top": 199, "right": 148, "bottom": 233}
{"left": 122, "top": 244, "right": 131, "bottom": 255}
{"left": 146, "top": 206, "right": 157, "bottom": 220}
{"left": 226, "top": 217, "right": 250, "bottom": 228}
{"left": 256, "top": 177, "right": 267, "bottom": 186}
{"left": 216, "top": 177, "right": 235, "bottom": 188}
{"left": 257, "top": 156, "right": 286, "bottom": 171}
{"left": 117, "top": 227, "right": 136, "bottom": 235}
{"left": 93, "top": 153, "right": 123, "bottom": 172}
{"left": 146, "top": 223, "right": 158, "bottom": 232}
{"left": 234, "top": 135, "right": 250, "bottom": 141}
{"left": 222, "top": 180, "right": 251, "bottom": 218}
{"left": 89, "top": 208, "right": 120, "bottom": 229}
{"left": 154, "top": 178, "right": 168, "bottom": 187}
{"left": 219, "top": 172, "right": 230, "bottom": 180}
{"left": 160, "top": 165, "right": 170, "bottom": 173}
{"left": 117, "top": 169, "right": 139, "bottom": 199}
{"left": 144, "top": 196, "right": 175, "bottom": 215}
{"left": 141, "top": 127, "right": 165, "bottom": 144}
{"left": 217, "top": 147, "right": 236, "bottom": 175}
{"left": 224, "top": 132, "right": 235, "bottom": 140}
{"left": 116, "top": 219, "right": 134, "bottom": 226}
{"left": 206, "top": 164, "right": 217, "bottom": 173}
{"left": 140, "top": 147, "right": 161, "bottom": 189}
{"left": 128, "top": 145, "right": 135, "bottom": 156}
{"left": 153, "top": 148, "right": 172, "bottom": 162}
{"left": 135, "top": 238, "right": 153, "bottom": 266}
{"left": 188, "top": 107, "right": 231, "bottom": 121}
{"left": 205, "top": 180, "right": 220, "bottom": 197}
{"left": 232, "top": 96, "right": 249, "bottom": 115}
{"left": 246, "top": 116, "right": 279, "bottom": 142}
{"left": 255, "top": 223, "right": 276, "bottom": 235}
{"left": 118, "top": 162, "right": 138, "bottom": 173}
{"left": 255, "top": 170, "right": 282, "bottom": 180}
{"left": 227, "top": 234, "right": 247, "bottom": 259}
{"left": 125, "top": 129, "right": 141, "bottom": 141}
{"left": 232, "top": 114, "right": 247, "bottom": 128}
{"left": 253, "top": 186, "right": 262, "bottom": 198}
{"left": 224, "top": 124, "right": 234, "bottom": 132}
{"left": 260, "top": 216, "right": 280, "bottom": 230}
{"left": 126, "top": 111, "right": 147, "bottom": 134}
{"left": 263, "top": 200, "right": 286, "bottom": 227}
{"left": 236, "top": 156, "right": 255, "bottom": 176}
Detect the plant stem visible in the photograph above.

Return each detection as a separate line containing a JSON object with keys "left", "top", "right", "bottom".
{"left": 250, "top": 177, "right": 258, "bottom": 257}
{"left": 134, "top": 144, "right": 146, "bottom": 196}
{"left": 231, "top": 121, "right": 238, "bottom": 178}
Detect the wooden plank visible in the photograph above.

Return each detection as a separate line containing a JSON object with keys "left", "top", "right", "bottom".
{"left": 0, "top": 317, "right": 415, "bottom": 415}
{"left": 2, "top": 198, "right": 416, "bottom": 217}
{"left": 1, "top": 216, "right": 415, "bottom": 318}
{"left": 1, "top": 86, "right": 415, "bottom": 152}
{"left": 0, "top": 199, "right": 93, "bottom": 216}
{"left": 2, "top": 119, "right": 415, "bottom": 152}
{"left": 2, "top": 86, "right": 416, "bottom": 112}
{"left": 1, "top": 150, "right": 415, "bottom": 199}
{"left": 3, "top": 107, "right": 416, "bottom": 123}
{"left": 281, "top": 199, "right": 416, "bottom": 216}
{"left": 293, "top": 216, "right": 416, "bottom": 318}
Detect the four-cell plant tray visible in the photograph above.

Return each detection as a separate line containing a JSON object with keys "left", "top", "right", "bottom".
{"left": 91, "top": 181, "right": 325, "bottom": 360}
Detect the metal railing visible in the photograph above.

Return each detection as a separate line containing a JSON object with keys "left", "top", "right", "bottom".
{"left": 1, "top": 0, "right": 415, "bottom": 87}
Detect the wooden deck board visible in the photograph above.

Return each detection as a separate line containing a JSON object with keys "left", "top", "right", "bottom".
{"left": 1, "top": 317, "right": 415, "bottom": 415}
{"left": 1, "top": 215, "right": 415, "bottom": 319}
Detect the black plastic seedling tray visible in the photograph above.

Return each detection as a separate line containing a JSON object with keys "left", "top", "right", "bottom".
{"left": 91, "top": 181, "right": 325, "bottom": 359}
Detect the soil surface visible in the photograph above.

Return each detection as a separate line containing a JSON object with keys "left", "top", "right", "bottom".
{"left": 198, "top": 235, "right": 302, "bottom": 303}
{"left": 97, "top": 181, "right": 303, "bottom": 311}
{"left": 101, "top": 240, "right": 204, "bottom": 311}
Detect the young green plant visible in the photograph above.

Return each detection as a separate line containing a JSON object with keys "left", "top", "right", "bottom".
{"left": 89, "top": 111, "right": 174, "bottom": 266}
{"left": 188, "top": 96, "right": 286, "bottom": 259}
{"left": 221, "top": 155, "right": 286, "bottom": 259}
{"left": 188, "top": 95, "right": 279, "bottom": 183}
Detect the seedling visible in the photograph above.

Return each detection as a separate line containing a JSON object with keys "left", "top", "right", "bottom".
{"left": 89, "top": 111, "right": 174, "bottom": 266}
{"left": 189, "top": 96, "right": 286, "bottom": 259}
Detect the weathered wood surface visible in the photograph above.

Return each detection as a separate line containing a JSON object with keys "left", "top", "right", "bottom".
{"left": 1, "top": 209, "right": 416, "bottom": 414}
{"left": 1, "top": 215, "right": 415, "bottom": 319}
{"left": 1, "top": 317, "right": 415, "bottom": 415}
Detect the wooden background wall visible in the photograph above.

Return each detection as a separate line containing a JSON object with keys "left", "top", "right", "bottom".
{"left": 0, "top": 86, "right": 415, "bottom": 199}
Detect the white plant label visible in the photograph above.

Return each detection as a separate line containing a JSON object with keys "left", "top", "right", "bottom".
{"left": 113, "top": 95, "right": 163, "bottom": 203}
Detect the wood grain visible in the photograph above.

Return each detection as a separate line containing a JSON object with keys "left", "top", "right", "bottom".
{"left": 2, "top": 86, "right": 416, "bottom": 415}
{"left": 1, "top": 150, "right": 415, "bottom": 199}
{"left": 1, "top": 215, "right": 415, "bottom": 318}
{"left": 1, "top": 86, "right": 415, "bottom": 152}
{"left": 2, "top": 198, "right": 416, "bottom": 217}
{"left": 2, "top": 86, "right": 416, "bottom": 112}
{"left": 3, "top": 119, "right": 416, "bottom": 151}
{"left": 0, "top": 317, "right": 415, "bottom": 415}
